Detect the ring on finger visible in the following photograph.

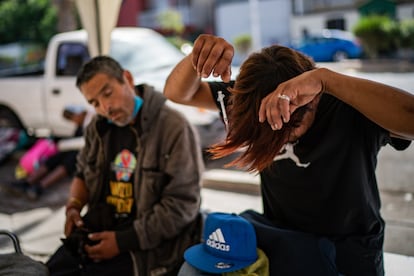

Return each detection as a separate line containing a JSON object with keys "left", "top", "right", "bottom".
{"left": 278, "top": 94, "right": 290, "bottom": 102}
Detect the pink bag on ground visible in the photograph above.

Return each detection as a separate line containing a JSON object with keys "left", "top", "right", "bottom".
{"left": 19, "top": 139, "right": 58, "bottom": 175}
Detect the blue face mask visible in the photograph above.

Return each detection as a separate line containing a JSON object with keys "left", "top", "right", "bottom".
{"left": 108, "top": 95, "right": 143, "bottom": 124}
{"left": 132, "top": 95, "right": 143, "bottom": 118}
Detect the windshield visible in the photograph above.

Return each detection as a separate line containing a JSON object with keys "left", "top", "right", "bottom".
{"left": 110, "top": 34, "right": 184, "bottom": 76}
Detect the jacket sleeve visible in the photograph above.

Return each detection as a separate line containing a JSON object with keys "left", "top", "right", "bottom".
{"left": 74, "top": 119, "right": 95, "bottom": 180}
{"left": 132, "top": 107, "right": 203, "bottom": 250}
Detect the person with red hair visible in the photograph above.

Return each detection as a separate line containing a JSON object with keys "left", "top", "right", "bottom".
{"left": 164, "top": 34, "right": 414, "bottom": 276}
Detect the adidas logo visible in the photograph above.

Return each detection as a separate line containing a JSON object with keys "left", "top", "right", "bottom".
{"left": 206, "top": 228, "right": 230, "bottom": 251}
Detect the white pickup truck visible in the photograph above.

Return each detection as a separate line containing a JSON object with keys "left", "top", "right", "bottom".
{"left": 0, "top": 27, "right": 222, "bottom": 146}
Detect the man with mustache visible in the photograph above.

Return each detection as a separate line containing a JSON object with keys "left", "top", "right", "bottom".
{"left": 47, "top": 56, "right": 204, "bottom": 276}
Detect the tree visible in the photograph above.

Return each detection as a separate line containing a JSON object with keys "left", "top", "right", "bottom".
{"left": 157, "top": 9, "right": 184, "bottom": 35}
{"left": 353, "top": 15, "right": 414, "bottom": 59}
{"left": 53, "top": 0, "right": 78, "bottom": 33}
{"left": 0, "top": 0, "right": 57, "bottom": 46}
{"left": 353, "top": 15, "right": 395, "bottom": 59}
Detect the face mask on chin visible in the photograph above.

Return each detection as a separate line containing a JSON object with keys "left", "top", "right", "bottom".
{"left": 108, "top": 95, "right": 143, "bottom": 126}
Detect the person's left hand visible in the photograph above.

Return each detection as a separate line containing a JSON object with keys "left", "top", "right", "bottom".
{"left": 258, "top": 69, "right": 323, "bottom": 130}
{"left": 84, "top": 231, "right": 120, "bottom": 261}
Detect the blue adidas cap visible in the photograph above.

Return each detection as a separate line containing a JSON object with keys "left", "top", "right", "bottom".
{"left": 184, "top": 212, "right": 258, "bottom": 274}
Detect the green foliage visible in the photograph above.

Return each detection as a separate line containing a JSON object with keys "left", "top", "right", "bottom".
{"left": 353, "top": 15, "right": 394, "bottom": 58}
{"left": 353, "top": 15, "right": 414, "bottom": 59}
{"left": 0, "top": 0, "right": 57, "bottom": 46}
{"left": 157, "top": 9, "right": 184, "bottom": 35}
{"left": 233, "top": 34, "right": 252, "bottom": 54}
{"left": 399, "top": 19, "right": 414, "bottom": 49}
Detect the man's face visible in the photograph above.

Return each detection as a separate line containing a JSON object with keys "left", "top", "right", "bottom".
{"left": 80, "top": 72, "right": 135, "bottom": 127}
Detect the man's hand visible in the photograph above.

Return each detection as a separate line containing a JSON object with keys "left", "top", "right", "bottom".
{"left": 64, "top": 208, "right": 84, "bottom": 237}
{"left": 191, "top": 34, "right": 234, "bottom": 82}
{"left": 85, "top": 231, "right": 120, "bottom": 261}
{"left": 258, "top": 69, "right": 324, "bottom": 130}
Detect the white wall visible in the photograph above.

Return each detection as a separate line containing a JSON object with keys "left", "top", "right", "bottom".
{"left": 215, "top": 0, "right": 291, "bottom": 65}
{"left": 290, "top": 10, "right": 360, "bottom": 40}
{"left": 290, "top": 4, "right": 414, "bottom": 41}
{"left": 397, "top": 3, "right": 414, "bottom": 20}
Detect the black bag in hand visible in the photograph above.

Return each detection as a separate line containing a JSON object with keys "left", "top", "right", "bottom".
{"left": 61, "top": 204, "right": 116, "bottom": 264}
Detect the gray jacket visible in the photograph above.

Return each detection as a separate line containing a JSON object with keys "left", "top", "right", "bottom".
{"left": 76, "top": 84, "right": 204, "bottom": 275}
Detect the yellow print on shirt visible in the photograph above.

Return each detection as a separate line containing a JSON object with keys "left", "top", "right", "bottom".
{"left": 107, "top": 181, "right": 134, "bottom": 213}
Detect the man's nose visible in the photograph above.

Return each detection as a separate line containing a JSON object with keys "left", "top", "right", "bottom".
{"left": 99, "top": 100, "right": 110, "bottom": 115}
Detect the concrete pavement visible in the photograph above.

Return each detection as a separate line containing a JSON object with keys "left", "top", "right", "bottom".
{"left": 0, "top": 187, "right": 413, "bottom": 275}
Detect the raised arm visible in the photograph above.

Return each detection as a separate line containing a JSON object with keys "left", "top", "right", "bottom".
{"left": 164, "top": 34, "right": 234, "bottom": 110}
{"left": 259, "top": 68, "right": 414, "bottom": 140}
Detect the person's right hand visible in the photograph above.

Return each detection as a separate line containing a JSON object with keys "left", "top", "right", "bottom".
{"left": 64, "top": 208, "right": 84, "bottom": 237}
{"left": 191, "top": 34, "right": 234, "bottom": 82}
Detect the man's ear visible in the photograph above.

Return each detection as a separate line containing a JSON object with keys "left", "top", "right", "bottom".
{"left": 123, "top": 70, "right": 134, "bottom": 86}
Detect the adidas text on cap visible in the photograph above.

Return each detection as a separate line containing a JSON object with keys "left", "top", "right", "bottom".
{"left": 184, "top": 212, "right": 258, "bottom": 273}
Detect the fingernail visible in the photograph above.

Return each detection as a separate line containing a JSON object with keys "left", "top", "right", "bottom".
{"left": 272, "top": 123, "right": 278, "bottom": 130}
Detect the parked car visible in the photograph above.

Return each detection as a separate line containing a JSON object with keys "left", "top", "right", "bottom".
{"left": 290, "top": 29, "right": 363, "bottom": 62}
{"left": 0, "top": 27, "right": 227, "bottom": 149}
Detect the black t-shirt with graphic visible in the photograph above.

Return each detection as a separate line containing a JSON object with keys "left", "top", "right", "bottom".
{"left": 208, "top": 81, "right": 410, "bottom": 237}
{"left": 101, "top": 122, "right": 138, "bottom": 231}
{"left": 209, "top": 81, "right": 414, "bottom": 275}
{"left": 209, "top": 81, "right": 412, "bottom": 274}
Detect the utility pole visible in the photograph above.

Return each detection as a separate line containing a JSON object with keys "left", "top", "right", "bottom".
{"left": 249, "top": 0, "right": 262, "bottom": 51}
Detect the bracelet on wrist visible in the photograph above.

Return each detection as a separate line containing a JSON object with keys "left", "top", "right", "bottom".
{"left": 66, "top": 196, "right": 82, "bottom": 209}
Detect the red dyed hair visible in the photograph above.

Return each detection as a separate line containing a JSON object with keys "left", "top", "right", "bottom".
{"left": 208, "top": 45, "right": 316, "bottom": 172}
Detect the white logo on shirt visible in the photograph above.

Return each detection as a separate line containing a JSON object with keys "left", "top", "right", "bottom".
{"left": 274, "top": 142, "right": 310, "bottom": 168}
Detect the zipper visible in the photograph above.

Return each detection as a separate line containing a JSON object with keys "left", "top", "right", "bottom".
{"left": 217, "top": 90, "right": 229, "bottom": 131}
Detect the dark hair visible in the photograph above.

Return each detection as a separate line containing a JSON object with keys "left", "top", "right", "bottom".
{"left": 208, "top": 45, "right": 316, "bottom": 172}
{"left": 76, "top": 56, "right": 124, "bottom": 88}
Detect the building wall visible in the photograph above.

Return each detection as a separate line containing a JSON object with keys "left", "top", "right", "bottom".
{"left": 117, "top": 0, "right": 143, "bottom": 27}
{"left": 117, "top": 0, "right": 414, "bottom": 48}
{"left": 290, "top": 3, "right": 414, "bottom": 41}
{"left": 397, "top": 3, "right": 414, "bottom": 19}
{"left": 215, "top": 0, "right": 291, "bottom": 65}
{"left": 290, "top": 10, "right": 360, "bottom": 40}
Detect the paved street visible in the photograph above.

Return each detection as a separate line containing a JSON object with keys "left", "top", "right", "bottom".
{"left": 0, "top": 185, "right": 413, "bottom": 275}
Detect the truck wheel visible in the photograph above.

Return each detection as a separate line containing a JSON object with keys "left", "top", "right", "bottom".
{"left": 0, "top": 107, "right": 24, "bottom": 130}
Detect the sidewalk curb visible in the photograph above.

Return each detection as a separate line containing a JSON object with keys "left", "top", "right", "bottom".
{"left": 202, "top": 169, "right": 260, "bottom": 195}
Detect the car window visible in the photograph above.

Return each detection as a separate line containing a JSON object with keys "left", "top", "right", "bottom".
{"left": 110, "top": 34, "right": 184, "bottom": 76}
{"left": 56, "top": 43, "right": 90, "bottom": 76}
{"left": 0, "top": 43, "right": 45, "bottom": 77}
